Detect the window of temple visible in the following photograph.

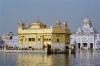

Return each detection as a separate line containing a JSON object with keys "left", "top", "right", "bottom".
{"left": 83, "top": 43, "right": 87, "bottom": 47}
{"left": 38, "top": 38, "right": 40, "bottom": 41}
{"left": 44, "top": 38, "right": 46, "bottom": 41}
{"left": 44, "top": 38, "right": 51, "bottom": 41}
{"left": 44, "top": 38, "right": 48, "bottom": 41}
{"left": 29, "top": 38, "right": 31, "bottom": 41}
{"left": 47, "top": 38, "right": 49, "bottom": 41}
{"left": 49, "top": 38, "right": 51, "bottom": 41}
{"left": 20, "top": 39, "right": 23, "bottom": 41}
{"left": 32, "top": 38, "right": 35, "bottom": 41}
{"left": 57, "top": 39, "right": 59, "bottom": 42}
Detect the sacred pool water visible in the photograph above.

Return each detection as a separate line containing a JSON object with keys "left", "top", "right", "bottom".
{"left": 0, "top": 51, "right": 100, "bottom": 66}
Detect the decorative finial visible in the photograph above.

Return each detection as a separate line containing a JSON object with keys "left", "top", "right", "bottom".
{"left": 63, "top": 20, "right": 68, "bottom": 27}
{"left": 35, "top": 16, "right": 41, "bottom": 23}
{"left": 56, "top": 19, "right": 61, "bottom": 26}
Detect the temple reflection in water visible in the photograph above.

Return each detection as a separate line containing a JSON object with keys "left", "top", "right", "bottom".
{"left": 1, "top": 51, "right": 100, "bottom": 66}
{"left": 17, "top": 53, "right": 70, "bottom": 66}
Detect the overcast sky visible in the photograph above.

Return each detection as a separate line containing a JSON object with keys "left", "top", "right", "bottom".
{"left": 0, "top": 0, "right": 100, "bottom": 35}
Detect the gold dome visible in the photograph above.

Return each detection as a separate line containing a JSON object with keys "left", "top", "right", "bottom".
{"left": 29, "top": 19, "right": 46, "bottom": 29}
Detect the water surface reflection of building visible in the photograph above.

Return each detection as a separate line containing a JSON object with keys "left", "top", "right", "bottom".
{"left": 17, "top": 54, "right": 52, "bottom": 66}
{"left": 17, "top": 54, "right": 70, "bottom": 66}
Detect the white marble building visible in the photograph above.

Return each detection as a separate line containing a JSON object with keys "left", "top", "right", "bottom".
{"left": 70, "top": 17, "right": 100, "bottom": 50}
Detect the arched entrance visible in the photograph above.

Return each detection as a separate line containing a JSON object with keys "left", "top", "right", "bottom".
{"left": 90, "top": 43, "right": 93, "bottom": 49}
{"left": 47, "top": 44, "right": 51, "bottom": 54}
{"left": 48, "top": 44, "right": 51, "bottom": 48}
{"left": 65, "top": 45, "right": 69, "bottom": 50}
{"left": 29, "top": 46, "right": 32, "bottom": 48}
{"left": 78, "top": 43, "right": 81, "bottom": 49}
{"left": 28, "top": 46, "right": 32, "bottom": 50}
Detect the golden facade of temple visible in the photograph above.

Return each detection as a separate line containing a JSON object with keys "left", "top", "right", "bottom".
{"left": 18, "top": 19, "right": 70, "bottom": 49}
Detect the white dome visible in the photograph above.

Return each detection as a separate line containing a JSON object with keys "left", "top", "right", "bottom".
{"left": 83, "top": 17, "right": 91, "bottom": 24}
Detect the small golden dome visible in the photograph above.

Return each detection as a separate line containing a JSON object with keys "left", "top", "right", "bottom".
{"left": 56, "top": 19, "right": 61, "bottom": 25}
{"left": 63, "top": 20, "right": 67, "bottom": 27}
{"left": 18, "top": 22, "right": 25, "bottom": 26}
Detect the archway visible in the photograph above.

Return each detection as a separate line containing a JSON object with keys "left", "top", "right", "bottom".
{"left": 47, "top": 44, "right": 51, "bottom": 54}
{"left": 47, "top": 44, "right": 51, "bottom": 50}
{"left": 78, "top": 43, "right": 81, "bottom": 49}
{"left": 90, "top": 43, "right": 93, "bottom": 49}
